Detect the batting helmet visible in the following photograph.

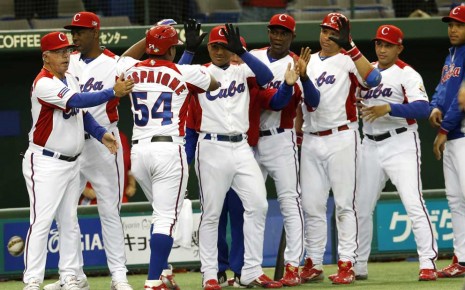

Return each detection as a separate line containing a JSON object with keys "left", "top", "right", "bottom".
{"left": 320, "top": 12, "right": 349, "bottom": 32}
{"left": 146, "top": 25, "right": 183, "bottom": 55}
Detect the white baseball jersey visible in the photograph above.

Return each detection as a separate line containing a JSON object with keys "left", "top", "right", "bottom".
{"left": 304, "top": 52, "right": 365, "bottom": 132}
{"left": 67, "top": 50, "right": 119, "bottom": 129}
{"left": 29, "top": 68, "right": 84, "bottom": 156}
{"left": 195, "top": 63, "right": 254, "bottom": 134}
{"left": 360, "top": 60, "right": 428, "bottom": 135}
{"left": 249, "top": 48, "right": 302, "bottom": 130}
{"left": 117, "top": 57, "right": 211, "bottom": 140}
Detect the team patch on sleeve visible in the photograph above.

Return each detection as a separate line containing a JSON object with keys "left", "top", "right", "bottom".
{"left": 57, "top": 87, "right": 70, "bottom": 99}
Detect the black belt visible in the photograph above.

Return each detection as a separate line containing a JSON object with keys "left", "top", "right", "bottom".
{"left": 43, "top": 149, "right": 80, "bottom": 162}
{"left": 259, "top": 128, "right": 285, "bottom": 137}
{"left": 365, "top": 127, "right": 408, "bottom": 142}
{"left": 84, "top": 133, "right": 90, "bottom": 140}
{"left": 204, "top": 133, "right": 244, "bottom": 142}
{"left": 132, "top": 136, "right": 173, "bottom": 145}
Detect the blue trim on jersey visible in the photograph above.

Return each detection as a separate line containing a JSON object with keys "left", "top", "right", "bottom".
{"left": 185, "top": 127, "right": 199, "bottom": 165}
{"left": 270, "top": 82, "right": 293, "bottom": 110}
{"left": 67, "top": 88, "right": 114, "bottom": 108}
{"left": 302, "top": 78, "right": 320, "bottom": 109}
{"left": 178, "top": 51, "right": 194, "bottom": 65}
{"left": 430, "top": 45, "right": 465, "bottom": 140}
{"left": 240, "top": 51, "right": 273, "bottom": 86}
{"left": 389, "top": 101, "right": 429, "bottom": 119}
{"left": 83, "top": 112, "right": 107, "bottom": 142}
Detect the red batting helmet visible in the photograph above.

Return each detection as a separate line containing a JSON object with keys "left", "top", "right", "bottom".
{"left": 146, "top": 25, "right": 183, "bottom": 55}
{"left": 320, "top": 12, "right": 349, "bottom": 32}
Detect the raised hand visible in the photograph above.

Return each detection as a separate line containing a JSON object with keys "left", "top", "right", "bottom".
{"left": 294, "top": 47, "right": 311, "bottom": 81}
{"left": 222, "top": 23, "right": 246, "bottom": 56}
{"left": 184, "top": 19, "right": 207, "bottom": 53}
{"left": 284, "top": 62, "right": 300, "bottom": 86}
{"left": 113, "top": 74, "right": 134, "bottom": 97}
{"left": 328, "top": 16, "right": 354, "bottom": 51}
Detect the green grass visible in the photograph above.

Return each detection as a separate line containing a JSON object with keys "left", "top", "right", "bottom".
{"left": 3, "top": 260, "right": 464, "bottom": 289}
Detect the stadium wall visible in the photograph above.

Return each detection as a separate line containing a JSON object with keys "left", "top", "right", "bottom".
{"left": 0, "top": 17, "right": 448, "bottom": 208}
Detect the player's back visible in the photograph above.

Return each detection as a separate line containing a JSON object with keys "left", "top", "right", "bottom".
{"left": 118, "top": 57, "right": 211, "bottom": 140}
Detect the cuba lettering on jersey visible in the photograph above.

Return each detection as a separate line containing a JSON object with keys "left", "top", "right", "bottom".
{"left": 67, "top": 49, "right": 119, "bottom": 128}
{"left": 30, "top": 69, "right": 85, "bottom": 156}
{"left": 249, "top": 48, "right": 302, "bottom": 130}
{"left": 193, "top": 63, "right": 255, "bottom": 134}
{"left": 360, "top": 59, "right": 428, "bottom": 135}
{"left": 303, "top": 52, "right": 363, "bottom": 133}
{"left": 117, "top": 56, "right": 211, "bottom": 140}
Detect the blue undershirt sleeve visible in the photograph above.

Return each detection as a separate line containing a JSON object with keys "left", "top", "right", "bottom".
{"left": 67, "top": 88, "right": 114, "bottom": 108}
{"left": 178, "top": 51, "right": 194, "bottom": 65}
{"left": 240, "top": 51, "right": 273, "bottom": 86}
{"left": 269, "top": 83, "right": 293, "bottom": 110}
{"left": 185, "top": 127, "right": 199, "bottom": 165}
{"left": 83, "top": 112, "right": 107, "bottom": 142}
{"left": 389, "top": 101, "right": 430, "bottom": 119}
{"left": 302, "top": 78, "right": 320, "bottom": 108}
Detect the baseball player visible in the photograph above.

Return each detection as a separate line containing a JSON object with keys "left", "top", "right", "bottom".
{"left": 249, "top": 14, "right": 320, "bottom": 287}
{"left": 22, "top": 31, "right": 133, "bottom": 290}
{"left": 117, "top": 24, "right": 218, "bottom": 290}
{"left": 43, "top": 12, "right": 133, "bottom": 290}
{"left": 190, "top": 23, "right": 302, "bottom": 290}
{"left": 299, "top": 13, "right": 381, "bottom": 285}
{"left": 430, "top": 6, "right": 465, "bottom": 279}
{"left": 352, "top": 25, "right": 438, "bottom": 281}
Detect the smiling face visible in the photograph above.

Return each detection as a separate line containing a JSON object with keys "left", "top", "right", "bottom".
{"left": 448, "top": 21, "right": 465, "bottom": 46}
{"left": 267, "top": 26, "right": 294, "bottom": 59}
{"left": 375, "top": 40, "right": 403, "bottom": 69}
{"left": 43, "top": 47, "right": 73, "bottom": 79}
{"left": 319, "top": 27, "right": 340, "bottom": 57}
{"left": 207, "top": 43, "right": 232, "bottom": 67}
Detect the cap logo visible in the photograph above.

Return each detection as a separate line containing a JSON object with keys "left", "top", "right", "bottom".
{"left": 74, "top": 13, "right": 81, "bottom": 22}
{"left": 218, "top": 28, "right": 225, "bottom": 37}
{"left": 58, "top": 32, "right": 66, "bottom": 41}
{"left": 453, "top": 7, "right": 461, "bottom": 15}
{"left": 381, "top": 27, "right": 389, "bottom": 35}
{"left": 330, "top": 16, "right": 338, "bottom": 23}
{"left": 92, "top": 21, "right": 97, "bottom": 26}
{"left": 278, "top": 14, "right": 287, "bottom": 21}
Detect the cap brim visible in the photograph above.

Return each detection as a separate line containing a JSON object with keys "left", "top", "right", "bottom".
{"left": 372, "top": 37, "right": 399, "bottom": 45}
{"left": 44, "top": 43, "right": 76, "bottom": 52}
{"left": 268, "top": 24, "right": 293, "bottom": 33}
{"left": 320, "top": 24, "right": 338, "bottom": 31}
{"left": 207, "top": 40, "right": 228, "bottom": 45}
{"left": 442, "top": 16, "right": 465, "bottom": 23}
{"left": 64, "top": 24, "right": 95, "bottom": 29}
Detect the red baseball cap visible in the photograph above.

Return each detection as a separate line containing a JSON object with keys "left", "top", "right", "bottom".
{"left": 64, "top": 12, "right": 100, "bottom": 30}
{"left": 373, "top": 25, "right": 403, "bottom": 45}
{"left": 208, "top": 25, "right": 228, "bottom": 45}
{"left": 320, "top": 12, "right": 348, "bottom": 32}
{"left": 443, "top": 5, "right": 465, "bottom": 23}
{"left": 268, "top": 14, "right": 296, "bottom": 33}
{"left": 41, "top": 32, "right": 75, "bottom": 52}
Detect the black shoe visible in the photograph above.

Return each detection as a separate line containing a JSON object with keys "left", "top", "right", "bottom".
{"left": 218, "top": 271, "right": 228, "bottom": 287}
